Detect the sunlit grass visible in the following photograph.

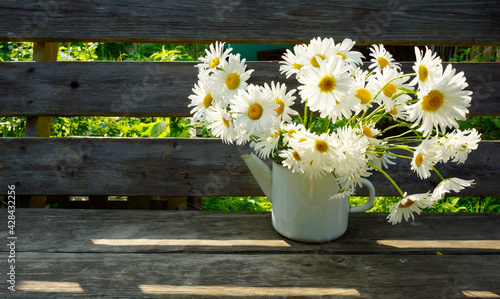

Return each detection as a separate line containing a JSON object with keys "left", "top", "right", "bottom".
{"left": 203, "top": 196, "right": 500, "bottom": 213}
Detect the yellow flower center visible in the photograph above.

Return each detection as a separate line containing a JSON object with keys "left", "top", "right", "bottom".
{"left": 225, "top": 73, "right": 240, "bottom": 90}
{"left": 377, "top": 57, "right": 389, "bottom": 68}
{"left": 398, "top": 199, "right": 416, "bottom": 209}
{"left": 337, "top": 52, "right": 346, "bottom": 59}
{"left": 298, "top": 137, "right": 307, "bottom": 143}
{"left": 311, "top": 54, "right": 326, "bottom": 67}
{"left": 415, "top": 153, "right": 424, "bottom": 166}
{"left": 222, "top": 117, "right": 230, "bottom": 127}
{"left": 292, "top": 151, "right": 301, "bottom": 161}
{"left": 354, "top": 88, "right": 372, "bottom": 104}
{"left": 247, "top": 103, "right": 263, "bottom": 120}
{"left": 314, "top": 140, "right": 329, "bottom": 153}
{"left": 383, "top": 83, "right": 397, "bottom": 98}
{"left": 418, "top": 65, "right": 429, "bottom": 82}
{"left": 210, "top": 57, "right": 220, "bottom": 69}
{"left": 362, "top": 126, "right": 372, "bottom": 138}
{"left": 421, "top": 90, "right": 444, "bottom": 112}
{"left": 274, "top": 131, "right": 279, "bottom": 138}
{"left": 293, "top": 62, "right": 303, "bottom": 69}
{"left": 287, "top": 129, "right": 297, "bottom": 138}
{"left": 274, "top": 98, "right": 284, "bottom": 115}
{"left": 389, "top": 107, "right": 398, "bottom": 115}
{"left": 203, "top": 93, "right": 213, "bottom": 108}
{"left": 318, "top": 75, "right": 336, "bottom": 93}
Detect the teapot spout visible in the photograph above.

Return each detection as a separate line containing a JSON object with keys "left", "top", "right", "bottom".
{"left": 241, "top": 153, "right": 273, "bottom": 202}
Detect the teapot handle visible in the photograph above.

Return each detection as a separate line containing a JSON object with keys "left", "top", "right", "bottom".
{"left": 350, "top": 178, "right": 376, "bottom": 213}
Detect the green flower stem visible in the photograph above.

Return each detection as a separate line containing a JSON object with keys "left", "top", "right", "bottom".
{"left": 372, "top": 73, "right": 416, "bottom": 101}
{"left": 308, "top": 110, "right": 315, "bottom": 130}
{"left": 303, "top": 101, "right": 309, "bottom": 128}
{"left": 322, "top": 117, "right": 331, "bottom": 132}
{"left": 431, "top": 165, "right": 446, "bottom": 181}
{"left": 364, "top": 105, "right": 387, "bottom": 124}
{"left": 378, "top": 145, "right": 414, "bottom": 153}
{"left": 368, "top": 163, "right": 405, "bottom": 197}
{"left": 375, "top": 152, "right": 413, "bottom": 160}
{"left": 295, "top": 113, "right": 304, "bottom": 124}
{"left": 354, "top": 109, "right": 368, "bottom": 128}
{"left": 378, "top": 123, "right": 407, "bottom": 135}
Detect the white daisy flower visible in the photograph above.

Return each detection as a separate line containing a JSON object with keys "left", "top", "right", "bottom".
{"left": 333, "top": 127, "right": 370, "bottom": 188}
{"left": 279, "top": 44, "right": 307, "bottom": 78}
{"left": 300, "top": 132, "right": 342, "bottom": 179}
{"left": 411, "top": 138, "right": 441, "bottom": 179}
{"left": 372, "top": 67, "right": 413, "bottom": 114}
{"left": 298, "top": 37, "right": 336, "bottom": 69}
{"left": 431, "top": 178, "right": 475, "bottom": 200}
{"left": 188, "top": 76, "right": 214, "bottom": 122}
{"left": 360, "top": 124, "right": 380, "bottom": 139}
{"left": 197, "top": 41, "right": 232, "bottom": 72}
{"left": 262, "top": 81, "right": 298, "bottom": 124}
{"left": 279, "top": 147, "right": 306, "bottom": 174}
{"left": 210, "top": 53, "right": 254, "bottom": 107}
{"left": 368, "top": 44, "right": 401, "bottom": 72}
{"left": 332, "top": 38, "right": 364, "bottom": 68}
{"left": 387, "top": 192, "right": 434, "bottom": 225}
{"left": 409, "top": 46, "right": 442, "bottom": 88}
{"left": 386, "top": 104, "right": 410, "bottom": 121}
{"left": 330, "top": 187, "right": 355, "bottom": 201}
{"left": 282, "top": 122, "right": 307, "bottom": 146}
{"left": 231, "top": 84, "right": 278, "bottom": 136}
{"left": 298, "top": 56, "right": 357, "bottom": 122}
{"left": 439, "top": 128, "right": 481, "bottom": 164}
{"left": 205, "top": 104, "right": 236, "bottom": 144}
{"left": 251, "top": 130, "right": 280, "bottom": 159}
{"left": 406, "top": 64, "right": 472, "bottom": 136}
{"left": 352, "top": 72, "right": 378, "bottom": 113}
{"left": 359, "top": 124, "right": 395, "bottom": 170}
{"left": 369, "top": 144, "right": 396, "bottom": 170}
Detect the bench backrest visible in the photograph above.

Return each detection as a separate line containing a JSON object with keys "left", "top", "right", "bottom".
{"left": 0, "top": 1, "right": 499, "bottom": 203}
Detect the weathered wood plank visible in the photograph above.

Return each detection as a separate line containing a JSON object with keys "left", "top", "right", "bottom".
{"left": 0, "top": 211, "right": 499, "bottom": 297}
{"left": 0, "top": 138, "right": 498, "bottom": 196}
{"left": 0, "top": 62, "right": 498, "bottom": 117}
{"left": 1, "top": 0, "right": 499, "bottom": 45}
{"left": 0, "top": 137, "right": 500, "bottom": 196}
{"left": 2, "top": 210, "right": 498, "bottom": 255}
{"left": 0, "top": 252, "right": 498, "bottom": 298}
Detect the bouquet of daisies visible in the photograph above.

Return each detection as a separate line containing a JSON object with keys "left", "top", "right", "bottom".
{"left": 188, "top": 37, "right": 481, "bottom": 224}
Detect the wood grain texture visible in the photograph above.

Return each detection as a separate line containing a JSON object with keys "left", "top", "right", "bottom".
{"left": 0, "top": 0, "right": 499, "bottom": 45}
{"left": 0, "top": 210, "right": 498, "bottom": 298}
{"left": 0, "top": 61, "right": 498, "bottom": 117}
{"left": 3, "top": 210, "right": 498, "bottom": 255}
{"left": 0, "top": 252, "right": 496, "bottom": 298}
{"left": 0, "top": 137, "right": 497, "bottom": 197}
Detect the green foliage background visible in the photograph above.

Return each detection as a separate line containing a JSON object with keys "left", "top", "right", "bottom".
{"left": 1, "top": 42, "right": 498, "bottom": 212}
{"left": 0, "top": 42, "right": 206, "bottom": 138}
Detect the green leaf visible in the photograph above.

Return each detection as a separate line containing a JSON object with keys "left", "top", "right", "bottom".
{"left": 492, "top": 118, "right": 500, "bottom": 129}
{"left": 151, "top": 120, "right": 169, "bottom": 137}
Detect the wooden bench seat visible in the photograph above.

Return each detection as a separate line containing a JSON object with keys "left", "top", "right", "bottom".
{"left": 0, "top": 210, "right": 499, "bottom": 298}
{"left": 0, "top": 0, "right": 499, "bottom": 297}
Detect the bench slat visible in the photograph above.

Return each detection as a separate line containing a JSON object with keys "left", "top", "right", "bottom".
{"left": 7, "top": 252, "right": 498, "bottom": 298}
{"left": 0, "top": 61, "right": 498, "bottom": 117}
{"left": 12, "top": 210, "right": 500, "bottom": 255}
{"left": 0, "top": 210, "right": 498, "bottom": 298}
{"left": 0, "top": 137, "right": 497, "bottom": 197}
{"left": 1, "top": 0, "right": 499, "bottom": 45}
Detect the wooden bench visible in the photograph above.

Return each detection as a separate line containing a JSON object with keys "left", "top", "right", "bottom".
{"left": 1, "top": 1, "right": 499, "bottom": 297}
